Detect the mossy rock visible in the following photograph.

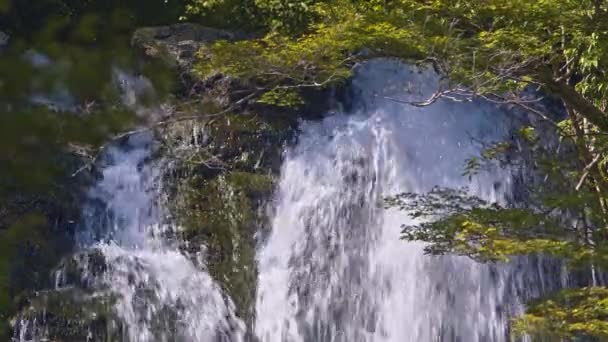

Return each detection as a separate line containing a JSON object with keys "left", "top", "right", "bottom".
{"left": 0, "top": 148, "right": 96, "bottom": 339}
{"left": 171, "top": 170, "right": 273, "bottom": 328}
{"left": 160, "top": 110, "right": 295, "bottom": 179}
{"left": 0, "top": 206, "right": 79, "bottom": 339}
{"left": 11, "top": 287, "right": 121, "bottom": 342}
{"left": 204, "top": 112, "right": 294, "bottom": 172}
{"left": 132, "top": 23, "right": 239, "bottom": 71}
{"left": 161, "top": 101, "right": 291, "bottom": 330}
{"left": 8, "top": 248, "right": 122, "bottom": 341}
{"left": 159, "top": 71, "right": 296, "bottom": 333}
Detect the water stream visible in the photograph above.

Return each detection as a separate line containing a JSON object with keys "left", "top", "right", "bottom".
{"left": 78, "top": 134, "right": 244, "bottom": 342}
{"left": 255, "top": 60, "right": 554, "bottom": 342}
{"left": 15, "top": 133, "right": 244, "bottom": 342}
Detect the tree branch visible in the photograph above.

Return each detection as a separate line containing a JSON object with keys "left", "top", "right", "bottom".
{"left": 70, "top": 91, "right": 259, "bottom": 177}
{"left": 575, "top": 152, "right": 603, "bottom": 191}
{"left": 537, "top": 68, "right": 608, "bottom": 132}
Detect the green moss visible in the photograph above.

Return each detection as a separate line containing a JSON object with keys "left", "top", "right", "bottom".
{"left": 227, "top": 171, "right": 274, "bottom": 197}
{"left": 14, "top": 288, "right": 119, "bottom": 342}
{"left": 173, "top": 171, "right": 273, "bottom": 325}
{"left": 160, "top": 106, "right": 295, "bottom": 179}
{"left": 0, "top": 212, "right": 58, "bottom": 338}
{"left": 513, "top": 287, "right": 608, "bottom": 340}
{"left": 210, "top": 110, "right": 290, "bottom": 138}
{"left": 163, "top": 102, "right": 287, "bottom": 328}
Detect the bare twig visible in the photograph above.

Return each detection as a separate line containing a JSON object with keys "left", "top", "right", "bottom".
{"left": 576, "top": 152, "right": 603, "bottom": 191}
{"left": 379, "top": 88, "right": 471, "bottom": 107}
{"left": 477, "top": 93, "right": 565, "bottom": 131}
{"left": 71, "top": 91, "right": 260, "bottom": 177}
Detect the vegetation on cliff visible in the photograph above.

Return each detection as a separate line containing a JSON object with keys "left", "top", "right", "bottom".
{"left": 161, "top": 112, "right": 287, "bottom": 329}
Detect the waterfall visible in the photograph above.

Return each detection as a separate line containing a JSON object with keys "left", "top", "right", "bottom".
{"left": 13, "top": 60, "right": 562, "bottom": 342}
{"left": 80, "top": 133, "right": 244, "bottom": 341}
{"left": 16, "top": 132, "right": 244, "bottom": 342}
{"left": 255, "top": 60, "right": 550, "bottom": 341}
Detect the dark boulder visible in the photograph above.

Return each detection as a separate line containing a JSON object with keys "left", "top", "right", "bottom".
{"left": 132, "top": 23, "right": 240, "bottom": 71}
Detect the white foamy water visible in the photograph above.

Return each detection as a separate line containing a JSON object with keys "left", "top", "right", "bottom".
{"left": 15, "top": 131, "right": 244, "bottom": 342}
{"left": 78, "top": 133, "right": 244, "bottom": 342}
{"left": 254, "top": 60, "right": 548, "bottom": 342}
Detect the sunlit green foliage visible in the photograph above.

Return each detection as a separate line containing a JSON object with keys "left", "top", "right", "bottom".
{"left": 386, "top": 188, "right": 608, "bottom": 266}
{"left": 185, "top": 0, "right": 325, "bottom": 33}
{"left": 513, "top": 287, "right": 608, "bottom": 340}
{"left": 195, "top": 1, "right": 425, "bottom": 105}
{"left": 193, "top": 1, "right": 608, "bottom": 127}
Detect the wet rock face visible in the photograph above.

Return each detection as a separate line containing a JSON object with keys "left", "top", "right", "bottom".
{"left": 163, "top": 112, "right": 292, "bottom": 331}
{"left": 10, "top": 249, "right": 120, "bottom": 342}
{"left": 12, "top": 287, "right": 121, "bottom": 342}
{"left": 0, "top": 191, "right": 85, "bottom": 339}
{"left": 10, "top": 249, "right": 117, "bottom": 342}
{"left": 131, "top": 23, "right": 253, "bottom": 106}
{"left": 173, "top": 171, "right": 272, "bottom": 327}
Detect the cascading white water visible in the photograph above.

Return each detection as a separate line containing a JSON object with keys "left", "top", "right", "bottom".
{"left": 75, "top": 133, "right": 244, "bottom": 342}
{"left": 15, "top": 68, "right": 245, "bottom": 341}
{"left": 255, "top": 60, "right": 548, "bottom": 342}
{"left": 16, "top": 131, "right": 245, "bottom": 342}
